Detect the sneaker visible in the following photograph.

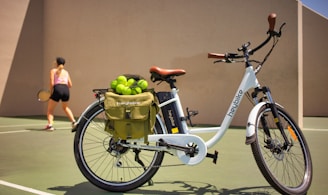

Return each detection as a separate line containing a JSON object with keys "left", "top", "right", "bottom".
{"left": 72, "top": 122, "right": 78, "bottom": 132}
{"left": 44, "top": 124, "right": 55, "bottom": 131}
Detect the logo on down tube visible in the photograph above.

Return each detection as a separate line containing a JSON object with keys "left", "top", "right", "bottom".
{"left": 227, "top": 90, "right": 243, "bottom": 117}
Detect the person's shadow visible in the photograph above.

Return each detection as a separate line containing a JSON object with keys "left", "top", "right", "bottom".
{"left": 48, "top": 181, "right": 275, "bottom": 195}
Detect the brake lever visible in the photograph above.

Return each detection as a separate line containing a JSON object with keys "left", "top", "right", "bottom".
{"left": 213, "top": 60, "right": 224, "bottom": 63}
{"left": 278, "top": 22, "right": 286, "bottom": 37}
{"left": 214, "top": 59, "right": 235, "bottom": 64}
{"left": 268, "top": 22, "right": 286, "bottom": 37}
{"left": 212, "top": 52, "right": 242, "bottom": 64}
{"left": 225, "top": 58, "right": 234, "bottom": 63}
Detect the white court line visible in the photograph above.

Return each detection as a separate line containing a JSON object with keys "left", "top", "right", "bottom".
{"left": 0, "top": 130, "right": 31, "bottom": 134}
{"left": 0, "top": 127, "right": 72, "bottom": 134}
{"left": 303, "top": 128, "right": 328, "bottom": 132}
{"left": 0, "top": 180, "right": 55, "bottom": 195}
{"left": 0, "top": 122, "right": 67, "bottom": 128}
{"left": 0, "top": 123, "right": 70, "bottom": 134}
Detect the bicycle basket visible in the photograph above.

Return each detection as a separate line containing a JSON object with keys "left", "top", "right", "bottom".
{"left": 104, "top": 91, "right": 159, "bottom": 143}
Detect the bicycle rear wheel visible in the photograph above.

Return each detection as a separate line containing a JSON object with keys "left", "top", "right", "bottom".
{"left": 251, "top": 103, "right": 312, "bottom": 195}
{"left": 73, "top": 102, "right": 165, "bottom": 192}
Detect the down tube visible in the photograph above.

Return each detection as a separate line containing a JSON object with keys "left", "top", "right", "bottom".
{"left": 206, "top": 67, "right": 260, "bottom": 148}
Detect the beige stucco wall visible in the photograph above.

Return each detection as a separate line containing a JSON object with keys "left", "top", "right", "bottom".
{"left": 42, "top": 0, "right": 300, "bottom": 126}
{"left": 0, "top": 0, "right": 44, "bottom": 116}
{"left": 2, "top": 0, "right": 325, "bottom": 127}
{"left": 0, "top": 0, "right": 28, "bottom": 96}
{"left": 303, "top": 6, "right": 328, "bottom": 116}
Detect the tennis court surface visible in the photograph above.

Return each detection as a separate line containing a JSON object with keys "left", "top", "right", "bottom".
{"left": 0, "top": 116, "right": 327, "bottom": 194}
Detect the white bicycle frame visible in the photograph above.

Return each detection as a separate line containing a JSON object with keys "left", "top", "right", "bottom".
{"left": 74, "top": 64, "right": 267, "bottom": 165}
{"left": 157, "top": 65, "right": 262, "bottom": 149}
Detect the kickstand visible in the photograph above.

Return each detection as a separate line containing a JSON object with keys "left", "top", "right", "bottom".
{"left": 133, "top": 149, "right": 154, "bottom": 186}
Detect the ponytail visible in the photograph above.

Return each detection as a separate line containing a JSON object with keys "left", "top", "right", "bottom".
{"left": 57, "top": 64, "right": 64, "bottom": 71}
{"left": 56, "top": 57, "right": 65, "bottom": 72}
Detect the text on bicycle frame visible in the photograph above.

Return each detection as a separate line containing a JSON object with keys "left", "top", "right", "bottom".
{"left": 227, "top": 89, "right": 243, "bottom": 117}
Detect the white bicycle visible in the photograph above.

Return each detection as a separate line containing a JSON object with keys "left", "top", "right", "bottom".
{"left": 73, "top": 13, "right": 312, "bottom": 194}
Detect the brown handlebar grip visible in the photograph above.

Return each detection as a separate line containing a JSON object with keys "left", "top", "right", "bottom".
{"left": 208, "top": 53, "right": 225, "bottom": 59}
{"left": 268, "top": 13, "right": 277, "bottom": 32}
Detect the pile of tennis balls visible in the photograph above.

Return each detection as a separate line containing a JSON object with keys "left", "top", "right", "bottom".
{"left": 110, "top": 75, "right": 148, "bottom": 95}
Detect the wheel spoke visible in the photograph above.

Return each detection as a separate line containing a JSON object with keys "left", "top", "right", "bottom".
{"left": 251, "top": 104, "right": 312, "bottom": 194}
{"left": 74, "top": 103, "right": 164, "bottom": 192}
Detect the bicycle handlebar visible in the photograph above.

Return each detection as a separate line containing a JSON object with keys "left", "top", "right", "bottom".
{"left": 208, "top": 13, "right": 283, "bottom": 61}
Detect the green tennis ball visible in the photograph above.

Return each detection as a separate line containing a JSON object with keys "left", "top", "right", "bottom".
{"left": 127, "top": 78, "right": 136, "bottom": 87}
{"left": 110, "top": 79, "right": 118, "bottom": 89}
{"left": 115, "top": 84, "right": 125, "bottom": 94}
{"left": 122, "top": 87, "right": 132, "bottom": 95}
{"left": 117, "top": 75, "right": 127, "bottom": 85}
{"left": 131, "top": 88, "right": 137, "bottom": 95}
{"left": 137, "top": 79, "right": 148, "bottom": 90}
{"left": 134, "top": 87, "right": 142, "bottom": 94}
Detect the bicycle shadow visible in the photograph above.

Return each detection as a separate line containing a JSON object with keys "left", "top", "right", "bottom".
{"left": 48, "top": 181, "right": 275, "bottom": 195}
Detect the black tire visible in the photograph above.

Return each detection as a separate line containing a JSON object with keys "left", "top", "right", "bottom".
{"left": 251, "top": 103, "right": 312, "bottom": 195}
{"left": 73, "top": 102, "right": 165, "bottom": 192}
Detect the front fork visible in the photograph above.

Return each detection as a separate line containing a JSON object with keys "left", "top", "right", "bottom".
{"left": 252, "top": 87, "right": 291, "bottom": 150}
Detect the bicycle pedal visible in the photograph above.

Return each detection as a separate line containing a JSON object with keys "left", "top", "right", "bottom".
{"left": 188, "top": 110, "right": 199, "bottom": 117}
{"left": 206, "top": 150, "right": 219, "bottom": 164}
{"left": 186, "top": 107, "right": 199, "bottom": 117}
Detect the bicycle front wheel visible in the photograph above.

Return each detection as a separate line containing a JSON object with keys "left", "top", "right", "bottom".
{"left": 73, "top": 102, "right": 165, "bottom": 192}
{"left": 251, "top": 103, "right": 312, "bottom": 195}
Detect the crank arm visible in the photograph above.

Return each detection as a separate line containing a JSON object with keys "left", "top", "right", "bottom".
{"left": 158, "top": 140, "right": 197, "bottom": 156}
{"left": 120, "top": 143, "right": 175, "bottom": 155}
{"left": 120, "top": 139, "right": 196, "bottom": 157}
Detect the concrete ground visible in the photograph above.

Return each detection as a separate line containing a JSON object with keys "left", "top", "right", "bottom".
{"left": 0, "top": 116, "right": 327, "bottom": 195}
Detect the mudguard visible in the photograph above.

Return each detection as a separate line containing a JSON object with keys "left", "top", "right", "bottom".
{"left": 245, "top": 102, "right": 285, "bottom": 144}
{"left": 245, "top": 102, "right": 266, "bottom": 145}
{"left": 72, "top": 97, "right": 105, "bottom": 132}
{"left": 156, "top": 115, "right": 168, "bottom": 134}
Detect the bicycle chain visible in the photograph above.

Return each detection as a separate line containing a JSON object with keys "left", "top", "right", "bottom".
{"left": 117, "top": 163, "right": 186, "bottom": 169}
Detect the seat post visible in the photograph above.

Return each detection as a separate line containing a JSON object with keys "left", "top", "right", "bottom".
{"left": 167, "top": 78, "right": 177, "bottom": 89}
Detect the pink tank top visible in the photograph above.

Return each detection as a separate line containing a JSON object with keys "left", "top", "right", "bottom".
{"left": 54, "top": 72, "right": 68, "bottom": 85}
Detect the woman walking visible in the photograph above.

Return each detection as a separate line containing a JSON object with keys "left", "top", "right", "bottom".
{"left": 45, "top": 57, "right": 76, "bottom": 131}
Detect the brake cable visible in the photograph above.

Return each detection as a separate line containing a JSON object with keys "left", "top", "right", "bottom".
{"left": 253, "top": 22, "right": 286, "bottom": 74}
{"left": 254, "top": 36, "right": 280, "bottom": 75}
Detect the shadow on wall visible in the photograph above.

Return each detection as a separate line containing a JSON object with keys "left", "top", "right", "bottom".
{"left": 0, "top": 0, "right": 44, "bottom": 116}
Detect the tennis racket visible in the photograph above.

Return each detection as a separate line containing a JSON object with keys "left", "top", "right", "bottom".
{"left": 37, "top": 89, "right": 51, "bottom": 102}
